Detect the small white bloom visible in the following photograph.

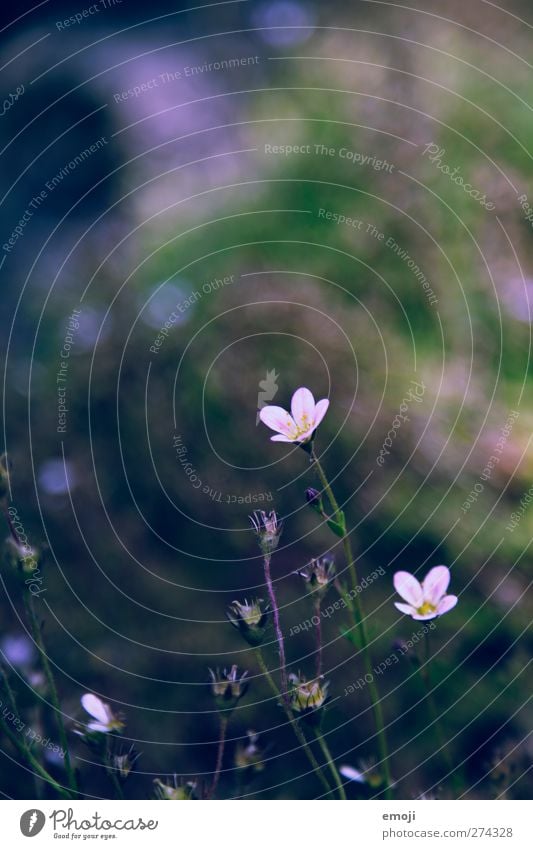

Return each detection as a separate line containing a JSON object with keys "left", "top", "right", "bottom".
{"left": 393, "top": 566, "right": 458, "bottom": 621}
{"left": 339, "top": 764, "right": 365, "bottom": 783}
{"left": 259, "top": 386, "right": 329, "bottom": 443}
{"left": 80, "top": 693, "right": 124, "bottom": 733}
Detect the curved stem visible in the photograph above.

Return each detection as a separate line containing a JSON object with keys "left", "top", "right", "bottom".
{"left": 0, "top": 715, "right": 71, "bottom": 798}
{"left": 255, "top": 649, "right": 334, "bottom": 798}
{"left": 207, "top": 714, "right": 228, "bottom": 799}
{"left": 310, "top": 446, "right": 393, "bottom": 799}
{"left": 313, "top": 729, "right": 347, "bottom": 800}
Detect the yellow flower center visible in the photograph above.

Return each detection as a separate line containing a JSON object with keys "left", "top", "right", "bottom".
{"left": 416, "top": 601, "right": 436, "bottom": 616}
{"left": 287, "top": 415, "right": 312, "bottom": 441}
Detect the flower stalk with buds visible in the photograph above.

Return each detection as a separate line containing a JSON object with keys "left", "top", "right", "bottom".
{"left": 260, "top": 388, "right": 393, "bottom": 798}
{"left": 250, "top": 511, "right": 288, "bottom": 703}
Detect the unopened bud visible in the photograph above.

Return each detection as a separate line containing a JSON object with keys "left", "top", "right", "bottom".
{"left": 209, "top": 665, "right": 249, "bottom": 713}
{"left": 305, "top": 488, "right": 324, "bottom": 514}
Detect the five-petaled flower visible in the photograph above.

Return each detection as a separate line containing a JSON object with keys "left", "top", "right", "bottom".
{"left": 79, "top": 693, "right": 125, "bottom": 733}
{"left": 393, "top": 566, "right": 458, "bottom": 621}
{"left": 259, "top": 387, "right": 329, "bottom": 444}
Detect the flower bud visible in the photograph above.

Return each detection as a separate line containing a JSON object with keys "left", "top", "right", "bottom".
{"left": 209, "top": 665, "right": 249, "bottom": 712}
{"left": 250, "top": 511, "right": 282, "bottom": 555}
{"left": 113, "top": 745, "right": 140, "bottom": 780}
{"left": 226, "top": 598, "right": 269, "bottom": 646}
{"left": 288, "top": 672, "right": 329, "bottom": 725}
{"left": 305, "top": 487, "right": 324, "bottom": 514}
{"left": 154, "top": 778, "right": 197, "bottom": 800}
{"left": 296, "top": 555, "right": 335, "bottom": 599}
{"left": 234, "top": 730, "right": 264, "bottom": 774}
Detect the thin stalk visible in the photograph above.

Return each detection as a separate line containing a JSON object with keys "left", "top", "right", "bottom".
{"left": 420, "top": 631, "right": 457, "bottom": 787}
{"left": 103, "top": 748, "right": 125, "bottom": 799}
{"left": 313, "top": 729, "right": 347, "bottom": 800}
{"left": 0, "top": 716, "right": 71, "bottom": 798}
{"left": 206, "top": 714, "right": 229, "bottom": 800}
{"left": 314, "top": 597, "right": 323, "bottom": 678}
{"left": 310, "top": 445, "right": 393, "bottom": 798}
{"left": 3, "top": 506, "right": 77, "bottom": 795}
{"left": 24, "top": 593, "right": 78, "bottom": 795}
{"left": 263, "top": 553, "right": 289, "bottom": 704}
{"left": 255, "top": 648, "right": 334, "bottom": 798}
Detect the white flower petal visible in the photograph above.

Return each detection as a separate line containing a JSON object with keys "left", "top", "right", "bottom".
{"left": 313, "top": 398, "right": 329, "bottom": 429}
{"left": 394, "top": 602, "right": 416, "bottom": 616}
{"left": 422, "top": 566, "right": 450, "bottom": 605}
{"left": 393, "top": 571, "right": 423, "bottom": 606}
{"left": 81, "top": 693, "right": 110, "bottom": 724}
{"left": 437, "top": 595, "right": 458, "bottom": 615}
{"left": 340, "top": 765, "right": 365, "bottom": 783}
{"left": 271, "top": 434, "right": 294, "bottom": 442}
{"left": 410, "top": 610, "right": 438, "bottom": 621}
{"left": 87, "top": 720, "right": 110, "bottom": 733}
{"left": 291, "top": 387, "right": 315, "bottom": 429}
{"left": 259, "top": 405, "right": 296, "bottom": 437}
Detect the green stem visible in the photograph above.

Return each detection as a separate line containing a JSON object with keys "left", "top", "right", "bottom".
{"left": 207, "top": 714, "right": 228, "bottom": 800}
{"left": 0, "top": 716, "right": 71, "bottom": 798}
{"left": 25, "top": 593, "right": 78, "bottom": 796}
{"left": 255, "top": 649, "right": 334, "bottom": 798}
{"left": 420, "top": 631, "right": 459, "bottom": 791}
{"left": 310, "top": 445, "right": 393, "bottom": 799}
{"left": 313, "top": 729, "right": 347, "bottom": 800}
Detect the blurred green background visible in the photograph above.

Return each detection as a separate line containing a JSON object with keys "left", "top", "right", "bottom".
{"left": 0, "top": 0, "right": 532, "bottom": 799}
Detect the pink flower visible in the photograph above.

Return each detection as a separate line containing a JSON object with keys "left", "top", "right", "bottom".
{"left": 259, "top": 387, "right": 329, "bottom": 443}
{"left": 393, "top": 566, "right": 458, "bottom": 621}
